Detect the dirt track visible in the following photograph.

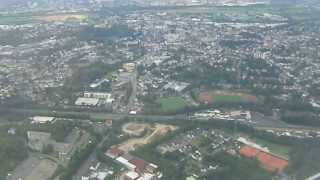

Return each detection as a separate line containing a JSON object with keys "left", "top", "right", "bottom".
{"left": 118, "top": 123, "right": 176, "bottom": 152}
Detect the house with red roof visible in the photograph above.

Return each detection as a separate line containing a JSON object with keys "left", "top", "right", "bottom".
{"left": 239, "top": 145, "right": 288, "bottom": 172}
{"left": 129, "top": 158, "right": 147, "bottom": 173}
{"left": 105, "top": 147, "right": 124, "bottom": 159}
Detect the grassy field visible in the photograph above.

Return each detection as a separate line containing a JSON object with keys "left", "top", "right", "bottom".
{"left": 0, "top": 15, "right": 34, "bottom": 25}
{"left": 252, "top": 137, "right": 291, "bottom": 159}
{"left": 0, "top": 12, "right": 88, "bottom": 25}
{"left": 33, "top": 14, "right": 88, "bottom": 22}
{"left": 157, "top": 97, "right": 189, "bottom": 112}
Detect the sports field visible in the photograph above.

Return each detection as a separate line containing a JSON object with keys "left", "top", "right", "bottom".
{"left": 157, "top": 97, "right": 189, "bottom": 112}
{"left": 239, "top": 145, "right": 288, "bottom": 172}
{"left": 252, "top": 137, "right": 291, "bottom": 159}
{"left": 198, "top": 90, "right": 257, "bottom": 104}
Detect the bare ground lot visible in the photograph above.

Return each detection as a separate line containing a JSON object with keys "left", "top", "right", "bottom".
{"left": 118, "top": 123, "right": 176, "bottom": 152}
{"left": 7, "top": 155, "right": 58, "bottom": 180}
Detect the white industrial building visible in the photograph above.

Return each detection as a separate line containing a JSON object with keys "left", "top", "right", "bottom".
{"left": 75, "top": 97, "right": 100, "bottom": 106}
{"left": 163, "top": 81, "right": 190, "bottom": 92}
{"left": 137, "top": 173, "right": 156, "bottom": 180}
{"left": 125, "top": 171, "right": 140, "bottom": 180}
{"left": 123, "top": 63, "right": 136, "bottom": 72}
{"left": 116, "top": 156, "right": 136, "bottom": 170}
{"left": 31, "top": 116, "right": 55, "bottom": 124}
{"left": 84, "top": 92, "right": 113, "bottom": 99}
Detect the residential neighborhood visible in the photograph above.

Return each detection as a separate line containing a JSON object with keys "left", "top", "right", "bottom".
{"left": 0, "top": 0, "right": 320, "bottom": 180}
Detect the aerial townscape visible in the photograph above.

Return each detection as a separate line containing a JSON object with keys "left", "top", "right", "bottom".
{"left": 0, "top": 0, "right": 320, "bottom": 180}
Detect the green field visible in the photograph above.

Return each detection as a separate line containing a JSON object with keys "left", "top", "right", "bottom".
{"left": 0, "top": 15, "right": 34, "bottom": 25}
{"left": 252, "top": 137, "right": 291, "bottom": 159}
{"left": 157, "top": 97, "right": 189, "bottom": 112}
{"left": 0, "top": 12, "right": 89, "bottom": 25}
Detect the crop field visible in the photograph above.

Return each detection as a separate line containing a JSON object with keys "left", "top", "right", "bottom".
{"left": 0, "top": 13, "right": 88, "bottom": 25}
{"left": 0, "top": 15, "right": 34, "bottom": 25}
{"left": 198, "top": 90, "right": 258, "bottom": 105}
{"left": 33, "top": 14, "right": 88, "bottom": 22}
{"left": 157, "top": 96, "right": 189, "bottom": 112}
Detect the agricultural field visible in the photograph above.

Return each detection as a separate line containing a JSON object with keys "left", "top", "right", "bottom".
{"left": 0, "top": 13, "right": 88, "bottom": 25}
{"left": 156, "top": 96, "right": 189, "bottom": 112}
{"left": 198, "top": 90, "right": 258, "bottom": 105}
{"left": 0, "top": 15, "right": 34, "bottom": 25}
{"left": 33, "top": 14, "right": 88, "bottom": 22}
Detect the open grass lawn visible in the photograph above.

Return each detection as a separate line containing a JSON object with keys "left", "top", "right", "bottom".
{"left": 0, "top": 12, "right": 88, "bottom": 25}
{"left": 252, "top": 137, "right": 291, "bottom": 159}
{"left": 33, "top": 14, "right": 88, "bottom": 22}
{"left": 157, "top": 97, "right": 189, "bottom": 112}
{"left": 0, "top": 15, "right": 34, "bottom": 25}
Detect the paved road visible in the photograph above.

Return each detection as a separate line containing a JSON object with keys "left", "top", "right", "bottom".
{"left": 6, "top": 108, "right": 320, "bottom": 132}
{"left": 7, "top": 108, "right": 183, "bottom": 121}
{"left": 72, "top": 135, "right": 109, "bottom": 180}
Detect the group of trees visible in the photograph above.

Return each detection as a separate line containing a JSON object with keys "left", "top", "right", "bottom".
{"left": 281, "top": 111, "right": 320, "bottom": 126}
{"left": 28, "top": 120, "right": 75, "bottom": 142}
{"left": 63, "top": 61, "right": 120, "bottom": 93}
{"left": 0, "top": 125, "right": 28, "bottom": 178}
{"left": 78, "top": 24, "right": 135, "bottom": 43}
{"left": 174, "top": 63, "right": 238, "bottom": 87}
{"left": 130, "top": 126, "right": 192, "bottom": 180}
{"left": 286, "top": 145, "right": 320, "bottom": 179}
{"left": 59, "top": 137, "right": 98, "bottom": 180}
{"left": 203, "top": 152, "right": 272, "bottom": 180}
